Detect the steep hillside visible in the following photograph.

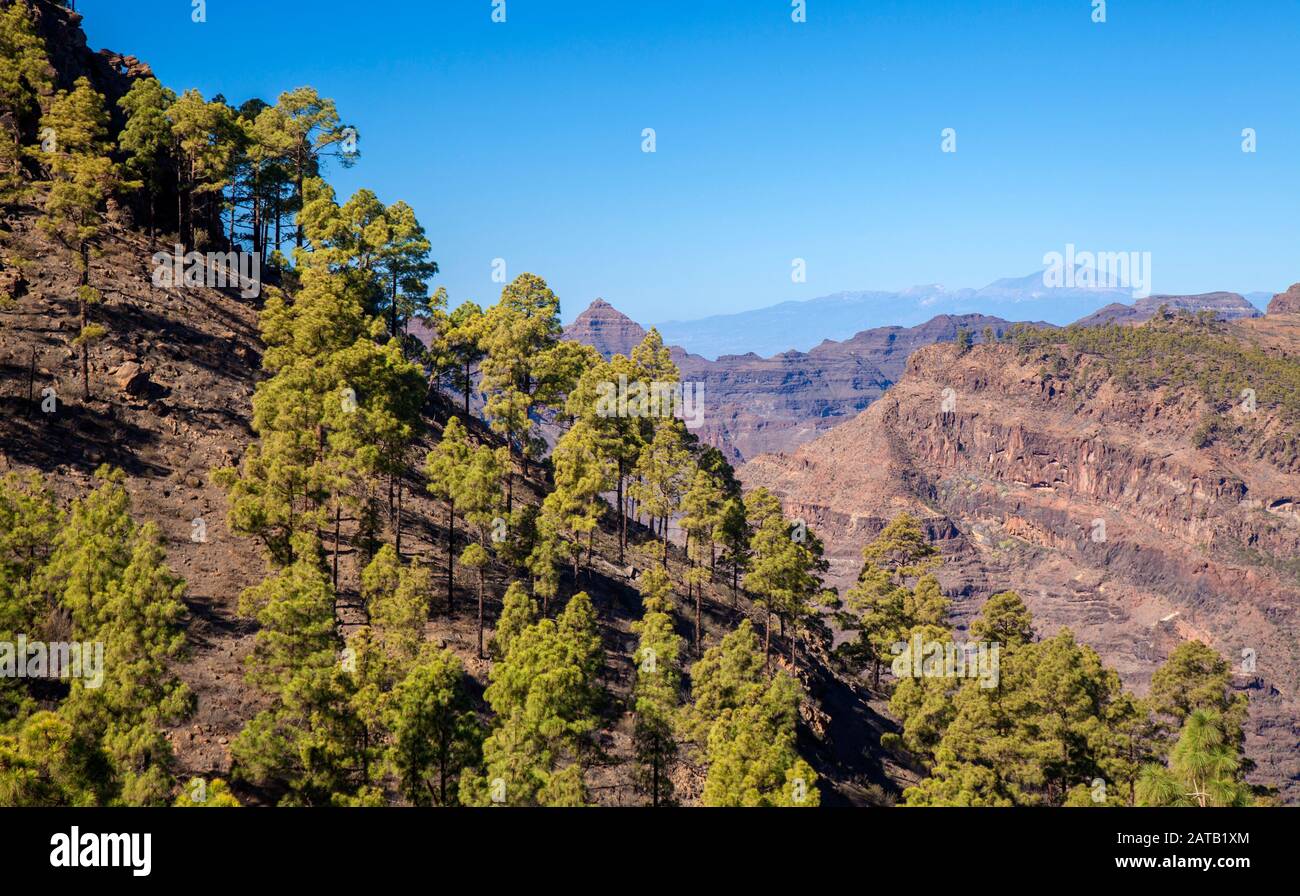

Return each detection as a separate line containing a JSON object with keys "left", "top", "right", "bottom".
{"left": 0, "top": 207, "right": 903, "bottom": 804}
{"left": 742, "top": 305, "right": 1300, "bottom": 802}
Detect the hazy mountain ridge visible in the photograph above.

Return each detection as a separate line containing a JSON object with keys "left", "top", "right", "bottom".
{"left": 655, "top": 275, "right": 1274, "bottom": 359}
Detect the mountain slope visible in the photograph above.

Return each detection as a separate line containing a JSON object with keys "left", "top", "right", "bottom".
{"left": 741, "top": 304, "right": 1300, "bottom": 802}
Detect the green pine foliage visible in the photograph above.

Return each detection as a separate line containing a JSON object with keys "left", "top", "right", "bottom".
{"left": 0, "top": 468, "right": 191, "bottom": 806}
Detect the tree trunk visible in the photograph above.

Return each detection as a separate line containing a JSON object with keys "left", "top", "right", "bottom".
{"left": 695, "top": 591, "right": 702, "bottom": 657}
{"left": 616, "top": 467, "right": 625, "bottom": 564}
{"left": 438, "top": 749, "right": 448, "bottom": 807}
{"left": 446, "top": 503, "right": 455, "bottom": 613}
{"left": 462, "top": 361, "right": 471, "bottom": 417}
{"left": 78, "top": 247, "right": 89, "bottom": 399}
{"left": 477, "top": 566, "right": 485, "bottom": 659}
{"left": 332, "top": 495, "right": 341, "bottom": 590}
{"left": 295, "top": 167, "right": 304, "bottom": 249}
{"left": 390, "top": 271, "right": 399, "bottom": 340}
{"left": 763, "top": 608, "right": 771, "bottom": 670}
{"left": 395, "top": 477, "right": 404, "bottom": 556}
{"left": 652, "top": 751, "right": 659, "bottom": 808}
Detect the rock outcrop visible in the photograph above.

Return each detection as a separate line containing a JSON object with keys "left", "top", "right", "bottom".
{"left": 1073, "top": 291, "right": 1261, "bottom": 327}
{"left": 1267, "top": 283, "right": 1300, "bottom": 316}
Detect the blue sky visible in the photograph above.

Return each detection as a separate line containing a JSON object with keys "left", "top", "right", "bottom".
{"left": 79, "top": 0, "right": 1299, "bottom": 323}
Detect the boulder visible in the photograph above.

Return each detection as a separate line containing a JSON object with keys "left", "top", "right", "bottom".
{"left": 109, "top": 360, "right": 149, "bottom": 396}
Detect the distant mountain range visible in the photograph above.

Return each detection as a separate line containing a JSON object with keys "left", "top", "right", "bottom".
{"left": 651, "top": 271, "right": 1274, "bottom": 359}
{"left": 564, "top": 287, "right": 1266, "bottom": 463}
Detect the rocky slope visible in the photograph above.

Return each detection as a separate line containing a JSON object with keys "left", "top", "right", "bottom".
{"left": 741, "top": 298, "right": 1300, "bottom": 802}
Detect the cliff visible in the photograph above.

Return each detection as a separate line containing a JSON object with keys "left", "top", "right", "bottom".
{"left": 741, "top": 317, "right": 1300, "bottom": 801}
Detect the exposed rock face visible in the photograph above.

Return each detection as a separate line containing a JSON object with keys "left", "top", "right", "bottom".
{"left": 741, "top": 319, "right": 1300, "bottom": 802}
{"left": 1074, "top": 291, "right": 1261, "bottom": 327}
{"left": 565, "top": 301, "right": 1022, "bottom": 462}
{"left": 1267, "top": 283, "right": 1300, "bottom": 315}
{"left": 565, "top": 298, "right": 649, "bottom": 359}
{"left": 21, "top": 0, "right": 140, "bottom": 112}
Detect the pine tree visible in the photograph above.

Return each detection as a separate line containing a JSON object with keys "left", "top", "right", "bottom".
{"left": 36, "top": 466, "right": 135, "bottom": 634}
{"left": 688, "top": 619, "right": 767, "bottom": 746}
{"left": 62, "top": 522, "right": 193, "bottom": 805}
{"left": 387, "top": 646, "right": 482, "bottom": 806}
{"left": 478, "top": 274, "right": 592, "bottom": 499}
{"left": 630, "top": 419, "right": 692, "bottom": 568}
{"left": 1136, "top": 709, "right": 1253, "bottom": 807}
{"left": 0, "top": 711, "right": 100, "bottom": 807}
{"left": 882, "top": 621, "right": 959, "bottom": 767}
{"left": 565, "top": 353, "right": 646, "bottom": 561}
{"left": 425, "top": 416, "right": 506, "bottom": 649}
{"left": 681, "top": 467, "right": 725, "bottom": 655}
{"left": 374, "top": 200, "right": 438, "bottom": 341}
{"left": 360, "top": 544, "right": 431, "bottom": 673}
{"left": 903, "top": 622, "right": 1133, "bottom": 807}
{"left": 701, "top": 671, "right": 819, "bottom": 807}
{"left": 632, "top": 566, "right": 683, "bottom": 805}
{"left": 717, "top": 495, "right": 750, "bottom": 605}
{"left": 538, "top": 419, "right": 611, "bottom": 584}
{"left": 1148, "top": 640, "right": 1248, "bottom": 745}
{"left": 460, "top": 592, "right": 602, "bottom": 806}
{"left": 234, "top": 100, "right": 296, "bottom": 260}
{"left": 38, "top": 77, "right": 122, "bottom": 398}
{"left": 861, "top": 511, "right": 940, "bottom": 583}
{"left": 490, "top": 580, "right": 537, "bottom": 660}
{"left": 436, "top": 299, "right": 486, "bottom": 416}
{"left": 742, "top": 495, "right": 823, "bottom": 666}
{"left": 0, "top": 0, "right": 52, "bottom": 202}
{"left": 231, "top": 537, "right": 372, "bottom": 805}
{"left": 0, "top": 471, "right": 60, "bottom": 637}
{"left": 167, "top": 88, "right": 240, "bottom": 248}
{"left": 275, "top": 87, "right": 354, "bottom": 250}
{"left": 969, "top": 590, "right": 1034, "bottom": 649}
{"left": 117, "top": 78, "right": 176, "bottom": 240}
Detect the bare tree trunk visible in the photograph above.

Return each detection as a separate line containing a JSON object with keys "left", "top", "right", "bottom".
{"left": 332, "top": 495, "right": 341, "bottom": 590}
{"left": 78, "top": 245, "right": 89, "bottom": 399}
{"left": 477, "top": 566, "right": 485, "bottom": 659}
{"left": 616, "top": 467, "right": 625, "bottom": 564}
{"left": 446, "top": 503, "right": 455, "bottom": 612}
{"left": 695, "top": 590, "right": 702, "bottom": 658}
{"left": 462, "top": 360, "right": 471, "bottom": 417}
{"left": 763, "top": 608, "right": 771, "bottom": 671}
{"left": 395, "top": 478, "right": 403, "bottom": 556}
